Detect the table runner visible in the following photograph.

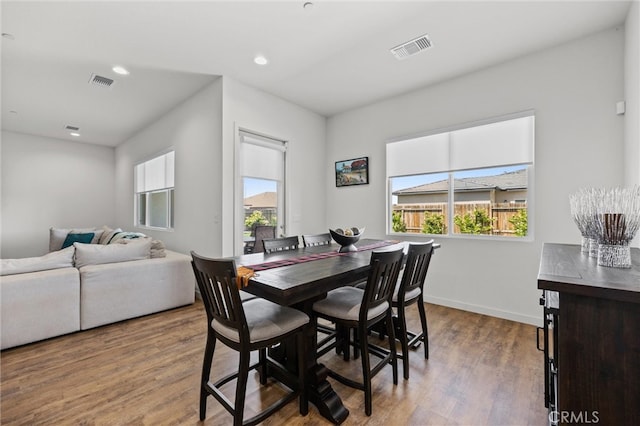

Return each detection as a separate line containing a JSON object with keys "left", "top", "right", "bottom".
{"left": 244, "top": 240, "right": 400, "bottom": 272}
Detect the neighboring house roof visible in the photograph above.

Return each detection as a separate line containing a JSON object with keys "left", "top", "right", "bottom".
{"left": 244, "top": 192, "right": 277, "bottom": 208}
{"left": 393, "top": 169, "right": 527, "bottom": 195}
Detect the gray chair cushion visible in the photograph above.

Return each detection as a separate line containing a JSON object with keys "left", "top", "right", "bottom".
{"left": 313, "top": 287, "right": 389, "bottom": 321}
{"left": 392, "top": 284, "right": 421, "bottom": 303}
{"left": 213, "top": 298, "right": 308, "bottom": 343}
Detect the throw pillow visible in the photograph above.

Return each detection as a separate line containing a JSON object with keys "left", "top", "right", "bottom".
{"left": 49, "top": 227, "right": 98, "bottom": 251}
{"left": 113, "top": 236, "right": 166, "bottom": 258}
{"left": 73, "top": 239, "right": 151, "bottom": 268}
{"left": 1, "top": 246, "right": 75, "bottom": 276}
{"left": 99, "top": 226, "right": 123, "bottom": 244}
{"left": 108, "top": 231, "right": 147, "bottom": 244}
{"left": 62, "top": 232, "right": 94, "bottom": 249}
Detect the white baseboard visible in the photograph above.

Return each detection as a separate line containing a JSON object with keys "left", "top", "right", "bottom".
{"left": 424, "top": 295, "right": 542, "bottom": 327}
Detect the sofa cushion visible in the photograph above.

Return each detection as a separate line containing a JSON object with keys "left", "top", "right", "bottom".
{"left": 74, "top": 239, "right": 151, "bottom": 268}
{"left": 113, "top": 236, "right": 166, "bottom": 258}
{"left": 62, "top": 232, "right": 94, "bottom": 249}
{"left": 1, "top": 246, "right": 75, "bottom": 276}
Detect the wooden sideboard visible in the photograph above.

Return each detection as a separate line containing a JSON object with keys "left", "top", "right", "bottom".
{"left": 537, "top": 243, "right": 640, "bottom": 425}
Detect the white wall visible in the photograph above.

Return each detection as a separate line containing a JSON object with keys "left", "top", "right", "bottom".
{"left": 625, "top": 1, "right": 640, "bottom": 248}
{"left": 220, "top": 77, "right": 327, "bottom": 256}
{"left": 326, "top": 28, "right": 625, "bottom": 325}
{"left": 114, "top": 76, "right": 327, "bottom": 258}
{"left": 1, "top": 131, "right": 115, "bottom": 258}
{"left": 114, "top": 79, "right": 223, "bottom": 256}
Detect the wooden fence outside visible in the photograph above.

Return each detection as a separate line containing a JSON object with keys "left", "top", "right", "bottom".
{"left": 393, "top": 202, "right": 527, "bottom": 236}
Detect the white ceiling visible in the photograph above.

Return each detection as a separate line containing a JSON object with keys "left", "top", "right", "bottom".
{"left": 1, "top": 1, "right": 632, "bottom": 147}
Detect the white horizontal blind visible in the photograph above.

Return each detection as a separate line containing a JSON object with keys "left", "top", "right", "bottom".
{"left": 241, "top": 132, "right": 285, "bottom": 181}
{"left": 135, "top": 151, "right": 175, "bottom": 193}
{"left": 386, "top": 114, "right": 534, "bottom": 176}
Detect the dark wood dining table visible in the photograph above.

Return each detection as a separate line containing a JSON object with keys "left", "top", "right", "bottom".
{"left": 231, "top": 238, "right": 407, "bottom": 424}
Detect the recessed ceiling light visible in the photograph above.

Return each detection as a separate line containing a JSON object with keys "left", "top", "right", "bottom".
{"left": 2, "top": 33, "right": 15, "bottom": 41}
{"left": 303, "top": 2, "right": 314, "bottom": 10}
{"left": 70, "top": 132, "right": 80, "bottom": 137}
{"left": 254, "top": 55, "right": 268, "bottom": 66}
{"left": 9, "top": 110, "right": 17, "bottom": 114}
{"left": 112, "top": 65, "right": 130, "bottom": 75}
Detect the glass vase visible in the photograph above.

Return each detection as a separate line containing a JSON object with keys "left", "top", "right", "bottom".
{"left": 597, "top": 243, "right": 631, "bottom": 268}
{"left": 580, "top": 236, "right": 591, "bottom": 254}
{"left": 588, "top": 238, "right": 599, "bottom": 258}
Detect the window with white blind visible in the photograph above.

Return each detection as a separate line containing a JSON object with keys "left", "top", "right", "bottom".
{"left": 135, "top": 151, "right": 174, "bottom": 230}
{"left": 239, "top": 131, "right": 287, "bottom": 250}
{"left": 387, "top": 112, "right": 534, "bottom": 239}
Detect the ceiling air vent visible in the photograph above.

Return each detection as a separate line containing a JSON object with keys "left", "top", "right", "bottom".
{"left": 89, "top": 73, "right": 115, "bottom": 88}
{"left": 390, "top": 34, "right": 433, "bottom": 60}
{"left": 65, "top": 125, "right": 80, "bottom": 131}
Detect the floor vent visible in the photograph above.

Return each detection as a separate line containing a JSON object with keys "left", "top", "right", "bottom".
{"left": 89, "top": 73, "right": 115, "bottom": 88}
{"left": 390, "top": 34, "right": 433, "bottom": 60}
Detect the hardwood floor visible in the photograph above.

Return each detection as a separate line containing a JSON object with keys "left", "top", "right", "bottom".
{"left": 1, "top": 300, "right": 547, "bottom": 425}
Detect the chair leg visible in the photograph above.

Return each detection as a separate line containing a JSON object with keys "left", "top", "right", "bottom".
{"left": 234, "top": 348, "right": 250, "bottom": 426}
{"left": 200, "top": 331, "right": 216, "bottom": 421}
{"left": 386, "top": 311, "right": 398, "bottom": 385}
{"left": 359, "top": 323, "right": 373, "bottom": 416}
{"left": 258, "top": 348, "right": 267, "bottom": 385}
{"left": 397, "top": 305, "right": 410, "bottom": 380}
{"left": 417, "top": 297, "right": 429, "bottom": 359}
{"left": 297, "top": 332, "right": 309, "bottom": 415}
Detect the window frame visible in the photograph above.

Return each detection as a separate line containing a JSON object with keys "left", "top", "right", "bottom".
{"left": 134, "top": 150, "right": 175, "bottom": 231}
{"left": 235, "top": 128, "right": 288, "bottom": 255}
{"left": 386, "top": 112, "right": 534, "bottom": 242}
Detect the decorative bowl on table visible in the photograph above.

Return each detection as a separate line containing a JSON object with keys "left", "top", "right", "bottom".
{"left": 329, "top": 227, "right": 364, "bottom": 253}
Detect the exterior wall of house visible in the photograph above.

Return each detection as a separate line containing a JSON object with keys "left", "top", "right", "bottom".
{"left": 327, "top": 27, "right": 625, "bottom": 326}
{"left": 453, "top": 191, "right": 493, "bottom": 203}
{"left": 1, "top": 131, "right": 116, "bottom": 258}
{"left": 496, "top": 189, "right": 527, "bottom": 203}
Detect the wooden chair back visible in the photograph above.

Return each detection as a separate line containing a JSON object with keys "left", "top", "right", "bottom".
{"left": 263, "top": 236, "right": 300, "bottom": 254}
{"left": 360, "top": 248, "right": 404, "bottom": 320}
{"left": 253, "top": 225, "right": 276, "bottom": 253}
{"left": 397, "top": 241, "right": 434, "bottom": 304}
{"left": 190, "top": 252, "right": 248, "bottom": 341}
{"left": 302, "top": 233, "right": 332, "bottom": 247}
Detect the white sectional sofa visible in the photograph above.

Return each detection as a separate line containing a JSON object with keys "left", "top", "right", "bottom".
{"left": 1, "top": 230, "right": 195, "bottom": 350}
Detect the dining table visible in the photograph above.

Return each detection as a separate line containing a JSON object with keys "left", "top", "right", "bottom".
{"left": 230, "top": 238, "right": 424, "bottom": 424}
{"left": 233, "top": 239, "right": 440, "bottom": 424}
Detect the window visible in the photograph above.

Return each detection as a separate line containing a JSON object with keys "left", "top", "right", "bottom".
{"left": 387, "top": 113, "right": 534, "bottom": 239}
{"left": 239, "top": 131, "right": 287, "bottom": 250}
{"left": 135, "top": 151, "right": 174, "bottom": 230}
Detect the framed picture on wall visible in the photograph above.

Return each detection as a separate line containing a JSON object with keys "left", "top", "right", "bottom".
{"left": 335, "top": 156, "right": 369, "bottom": 187}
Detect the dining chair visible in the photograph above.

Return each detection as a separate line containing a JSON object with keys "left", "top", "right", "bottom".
{"left": 190, "top": 252, "right": 309, "bottom": 426}
{"left": 352, "top": 242, "right": 434, "bottom": 379}
{"left": 302, "top": 233, "right": 332, "bottom": 247}
{"left": 252, "top": 225, "right": 276, "bottom": 253}
{"left": 263, "top": 236, "right": 300, "bottom": 254}
{"left": 312, "top": 247, "right": 404, "bottom": 416}
{"left": 390, "top": 241, "right": 434, "bottom": 379}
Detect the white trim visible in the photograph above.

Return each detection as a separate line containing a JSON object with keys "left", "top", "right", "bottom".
{"left": 424, "top": 295, "right": 541, "bottom": 327}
